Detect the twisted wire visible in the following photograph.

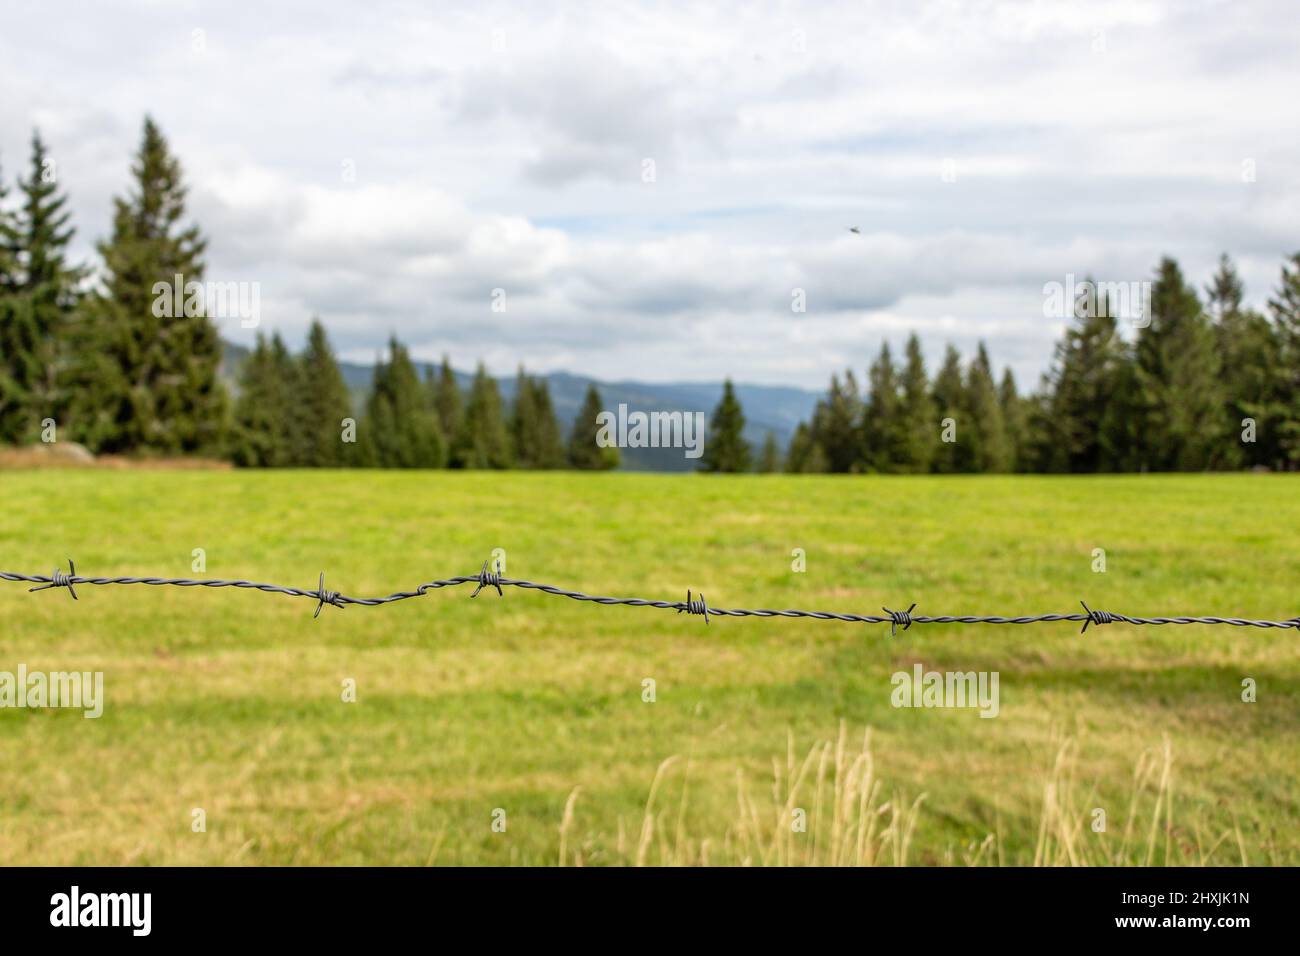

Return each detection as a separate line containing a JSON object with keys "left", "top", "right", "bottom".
{"left": 2, "top": 562, "right": 1297, "bottom": 633}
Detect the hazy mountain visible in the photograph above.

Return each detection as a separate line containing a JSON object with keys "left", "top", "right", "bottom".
{"left": 220, "top": 341, "right": 820, "bottom": 472}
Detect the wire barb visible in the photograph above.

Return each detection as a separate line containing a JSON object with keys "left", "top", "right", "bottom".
{"left": 29, "top": 558, "right": 78, "bottom": 600}
{"left": 1079, "top": 600, "right": 1114, "bottom": 633}
{"left": 679, "top": 590, "right": 710, "bottom": 624}
{"left": 882, "top": 603, "right": 916, "bottom": 637}
{"left": 472, "top": 559, "right": 504, "bottom": 598}
{"left": 313, "top": 572, "right": 343, "bottom": 619}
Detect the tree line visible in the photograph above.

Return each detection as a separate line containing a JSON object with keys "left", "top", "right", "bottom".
{"left": 780, "top": 253, "right": 1300, "bottom": 474}
{"left": 230, "top": 324, "right": 620, "bottom": 470}
{"left": 2, "top": 115, "right": 1298, "bottom": 473}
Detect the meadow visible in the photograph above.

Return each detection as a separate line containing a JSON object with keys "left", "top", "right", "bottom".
{"left": 0, "top": 469, "right": 1296, "bottom": 865}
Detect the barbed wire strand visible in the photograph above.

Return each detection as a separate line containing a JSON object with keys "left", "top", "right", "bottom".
{"left": 2, "top": 558, "right": 1297, "bottom": 633}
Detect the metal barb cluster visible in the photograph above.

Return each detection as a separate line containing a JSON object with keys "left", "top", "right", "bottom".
{"left": 314, "top": 572, "right": 343, "bottom": 619}
{"left": 3, "top": 557, "right": 1298, "bottom": 636}
{"left": 28, "top": 559, "right": 78, "bottom": 600}
{"left": 472, "top": 559, "right": 504, "bottom": 598}
{"left": 882, "top": 603, "right": 916, "bottom": 637}
{"left": 679, "top": 590, "right": 711, "bottom": 624}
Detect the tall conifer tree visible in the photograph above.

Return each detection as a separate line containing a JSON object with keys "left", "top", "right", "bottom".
{"left": 76, "top": 117, "right": 225, "bottom": 454}
{"left": 369, "top": 337, "right": 444, "bottom": 467}
{"left": 0, "top": 132, "right": 85, "bottom": 442}
{"left": 567, "top": 383, "right": 619, "bottom": 470}
{"left": 701, "top": 379, "right": 751, "bottom": 473}
{"left": 930, "top": 345, "right": 965, "bottom": 473}
{"left": 453, "top": 363, "right": 511, "bottom": 468}
{"left": 295, "top": 319, "right": 353, "bottom": 466}
{"left": 1135, "top": 257, "right": 1224, "bottom": 470}
{"left": 897, "top": 334, "right": 937, "bottom": 473}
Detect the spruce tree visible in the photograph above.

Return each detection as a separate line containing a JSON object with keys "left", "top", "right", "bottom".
{"left": 0, "top": 132, "right": 84, "bottom": 443}
{"left": 0, "top": 153, "right": 20, "bottom": 439}
{"left": 1205, "top": 253, "right": 1243, "bottom": 321}
{"left": 1268, "top": 252, "right": 1300, "bottom": 467}
{"left": 529, "top": 377, "right": 566, "bottom": 468}
{"left": 897, "top": 334, "right": 937, "bottom": 473}
{"left": 701, "top": 379, "right": 751, "bottom": 473}
{"left": 231, "top": 333, "right": 296, "bottom": 466}
{"left": 0, "top": 152, "right": 14, "bottom": 292}
{"left": 862, "top": 342, "right": 904, "bottom": 472}
{"left": 1093, "top": 344, "right": 1139, "bottom": 472}
{"left": 811, "top": 371, "right": 862, "bottom": 472}
{"left": 1135, "top": 257, "right": 1225, "bottom": 470}
{"left": 756, "top": 431, "right": 781, "bottom": 473}
{"left": 369, "top": 337, "right": 444, "bottom": 467}
{"left": 453, "top": 362, "right": 511, "bottom": 468}
{"left": 1042, "top": 281, "right": 1125, "bottom": 472}
{"left": 75, "top": 116, "right": 226, "bottom": 454}
{"left": 432, "top": 355, "right": 462, "bottom": 441}
{"left": 295, "top": 319, "right": 353, "bottom": 466}
{"left": 997, "top": 368, "right": 1023, "bottom": 472}
{"left": 930, "top": 345, "right": 965, "bottom": 473}
{"left": 966, "top": 343, "right": 1008, "bottom": 472}
{"left": 509, "top": 365, "right": 540, "bottom": 467}
{"left": 1208, "top": 255, "right": 1280, "bottom": 469}
{"left": 780, "top": 421, "right": 811, "bottom": 476}
{"left": 567, "top": 383, "right": 619, "bottom": 469}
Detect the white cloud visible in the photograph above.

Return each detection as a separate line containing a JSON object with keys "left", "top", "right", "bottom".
{"left": 0, "top": 0, "right": 1297, "bottom": 390}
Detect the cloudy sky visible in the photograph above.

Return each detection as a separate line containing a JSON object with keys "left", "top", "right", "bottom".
{"left": 2, "top": 0, "right": 1297, "bottom": 389}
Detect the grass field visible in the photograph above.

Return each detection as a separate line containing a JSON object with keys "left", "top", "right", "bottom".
{"left": 0, "top": 469, "right": 1296, "bottom": 865}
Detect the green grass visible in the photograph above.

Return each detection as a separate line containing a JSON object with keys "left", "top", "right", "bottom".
{"left": 0, "top": 470, "right": 1296, "bottom": 865}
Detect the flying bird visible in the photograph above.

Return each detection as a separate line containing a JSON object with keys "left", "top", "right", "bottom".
{"left": 847, "top": 226, "right": 861, "bottom": 234}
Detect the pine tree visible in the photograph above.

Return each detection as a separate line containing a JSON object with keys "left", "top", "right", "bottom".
{"left": 1205, "top": 253, "right": 1244, "bottom": 322}
{"left": 0, "top": 132, "right": 85, "bottom": 443}
{"left": 756, "top": 431, "right": 781, "bottom": 473}
{"left": 966, "top": 343, "right": 1009, "bottom": 472}
{"left": 369, "top": 337, "right": 444, "bottom": 467}
{"left": 1268, "top": 251, "right": 1300, "bottom": 467}
{"left": 567, "top": 383, "right": 619, "bottom": 469}
{"left": 74, "top": 116, "right": 226, "bottom": 454}
{"left": 0, "top": 150, "right": 23, "bottom": 439}
{"left": 1097, "top": 347, "right": 1142, "bottom": 472}
{"left": 295, "top": 319, "right": 353, "bottom": 466}
{"left": 896, "top": 334, "right": 937, "bottom": 473}
{"left": 811, "top": 371, "right": 862, "bottom": 472}
{"left": 231, "top": 333, "right": 296, "bottom": 466}
{"left": 453, "top": 362, "right": 511, "bottom": 468}
{"left": 931, "top": 345, "right": 965, "bottom": 473}
{"left": 783, "top": 421, "right": 826, "bottom": 473}
{"left": 0, "top": 152, "right": 15, "bottom": 292}
{"left": 998, "top": 369, "right": 1023, "bottom": 471}
{"left": 509, "top": 365, "right": 541, "bottom": 468}
{"left": 1135, "top": 257, "right": 1225, "bottom": 470}
{"left": 1041, "top": 281, "right": 1126, "bottom": 472}
{"left": 862, "top": 342, "right": 904, "bottom": 472}
{"left": 1208, "top": 255, "right": 1280, "bottom": 469}
{"left": 701, "top": 379, "right": 751, "bottom": 473}
{"left": 431, "top": 355, "right": 462, "bottom": 443}
{"left": 529, "top": 377, "right": 566, "bottom": 468}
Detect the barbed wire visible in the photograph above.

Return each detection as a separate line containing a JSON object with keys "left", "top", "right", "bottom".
{"left": 2, "top": 558, "right": 1297, "bottom": 634}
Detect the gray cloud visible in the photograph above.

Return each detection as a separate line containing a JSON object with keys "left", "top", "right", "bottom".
{"left": 0, "top": 0, "right": 1297, "bottom": 391}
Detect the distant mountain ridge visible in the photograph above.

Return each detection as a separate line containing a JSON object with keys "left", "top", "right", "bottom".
{"left": 219, "top": 341, "right": 820, "bottom": 472}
